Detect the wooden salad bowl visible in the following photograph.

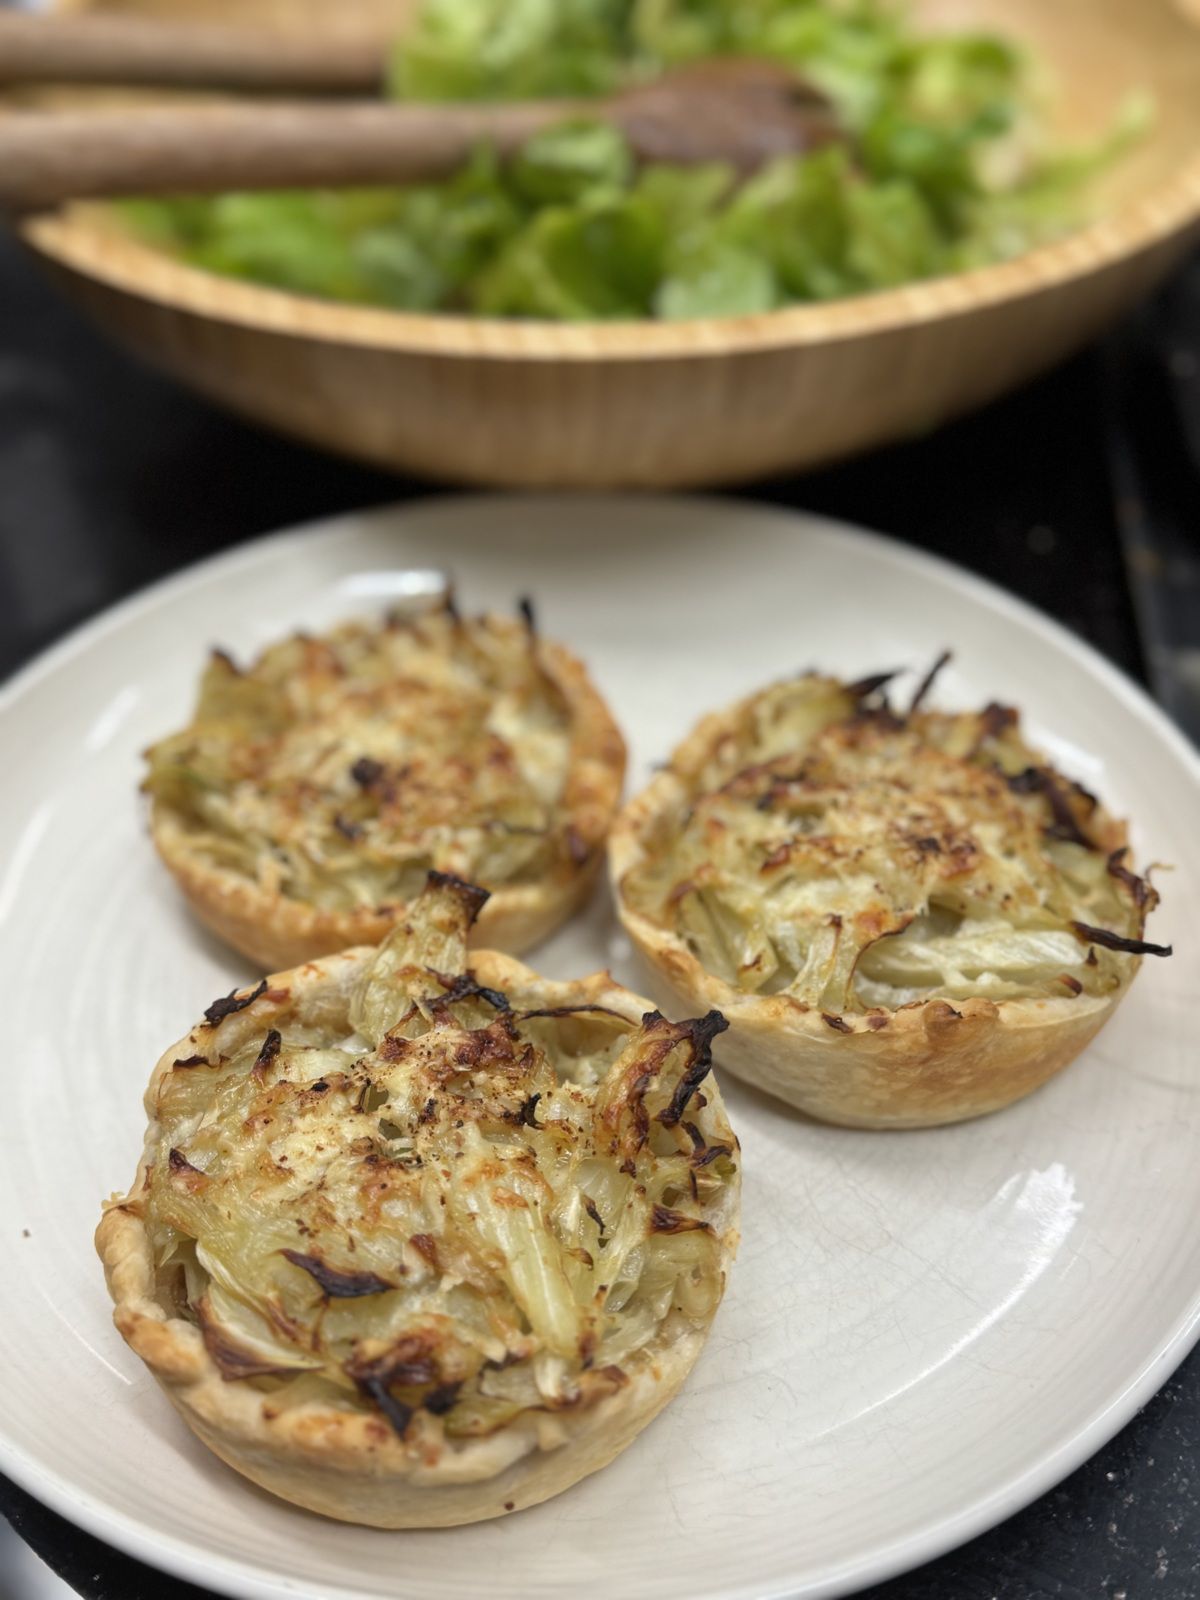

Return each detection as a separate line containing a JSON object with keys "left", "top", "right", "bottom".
{"left": 13, "top": 0, "right": 1200, "bottom": 488}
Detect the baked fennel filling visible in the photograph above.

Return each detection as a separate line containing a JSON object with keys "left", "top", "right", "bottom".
{"left": 131, "top": 874, "right": 737, "bottom": 1444}
{"left": 623, "top": 672, "right": 1166, "bottom": 1013}
{"left": 143, "top": 605, "right": 582, "bottom": 912}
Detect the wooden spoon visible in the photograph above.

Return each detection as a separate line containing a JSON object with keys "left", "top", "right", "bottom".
{"left": 0, "top": 11, "right": 388, "bottom": 94}
{"left": 0, "top": 61, "right": 842, "bottom": 213}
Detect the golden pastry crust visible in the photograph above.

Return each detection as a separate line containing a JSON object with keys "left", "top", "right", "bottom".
{"left": 144, "top": 605, "right": 626, "bottom": 969}
{"left": 610, "top": 667, "right": 1170, "bottom": 1129}
{"left": 97, "top": 875, "right": 739, "bottom": 1527}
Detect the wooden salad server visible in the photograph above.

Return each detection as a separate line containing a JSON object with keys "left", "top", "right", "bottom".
{"left": 0, "top": 10, "right": 841, "bottom": 212}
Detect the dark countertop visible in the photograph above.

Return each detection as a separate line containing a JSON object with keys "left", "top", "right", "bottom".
{"left": 2, "top": 222, "right": 1198, "bottom": 1599}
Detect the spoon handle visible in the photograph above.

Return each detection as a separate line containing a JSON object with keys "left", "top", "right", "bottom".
{"left": 0, "top": 101, "right": 582, "bottom": 212}
{"left": 0, "top": 12, "right": 388, "bottom": 95}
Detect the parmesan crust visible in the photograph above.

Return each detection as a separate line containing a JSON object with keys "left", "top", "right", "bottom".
{"left": 144, "top": 605, "right": 626, "bottom": 968}
{"left": 97, "top": 875, "right": 739, "bottom": 1526}
{"left": 611, "top": 670, "right": 1169, "bottom": 1128}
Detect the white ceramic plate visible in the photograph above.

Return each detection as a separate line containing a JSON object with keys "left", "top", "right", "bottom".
{"left": 1, "top": 495, "right": 1196, "bottom": 1600}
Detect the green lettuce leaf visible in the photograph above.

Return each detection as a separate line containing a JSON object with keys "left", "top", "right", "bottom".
{"left": 477, "top": 192, "right": 665, "bottom": 319}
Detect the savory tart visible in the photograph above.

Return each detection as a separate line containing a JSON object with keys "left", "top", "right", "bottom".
{"left": 96, "top": 872, "right": 739, "bottom": 1528}
{"left": 611, "top": 662, "right": 1171, "bottom": 1129}
{"left": 143, "top": 599, "right": 626, "bottom": 969}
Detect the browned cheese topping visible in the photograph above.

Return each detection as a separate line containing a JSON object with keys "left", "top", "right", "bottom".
{"left": 621, "top": 668, "right": 1168, "bottom": 1013}
{"left": 144, "top": 604, "right": 589, "bottom": 912}
{"left": 127, "top": 875, "right": 738, "bottom": 1445}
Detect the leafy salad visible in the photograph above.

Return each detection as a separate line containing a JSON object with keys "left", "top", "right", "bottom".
{"left": 120, "top": 0, "right": 1141, "bottom": 321}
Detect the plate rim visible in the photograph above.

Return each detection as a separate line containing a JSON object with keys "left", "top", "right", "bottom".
{"left": 2, "top": 491, "right": 1198, "bottom": 1600}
